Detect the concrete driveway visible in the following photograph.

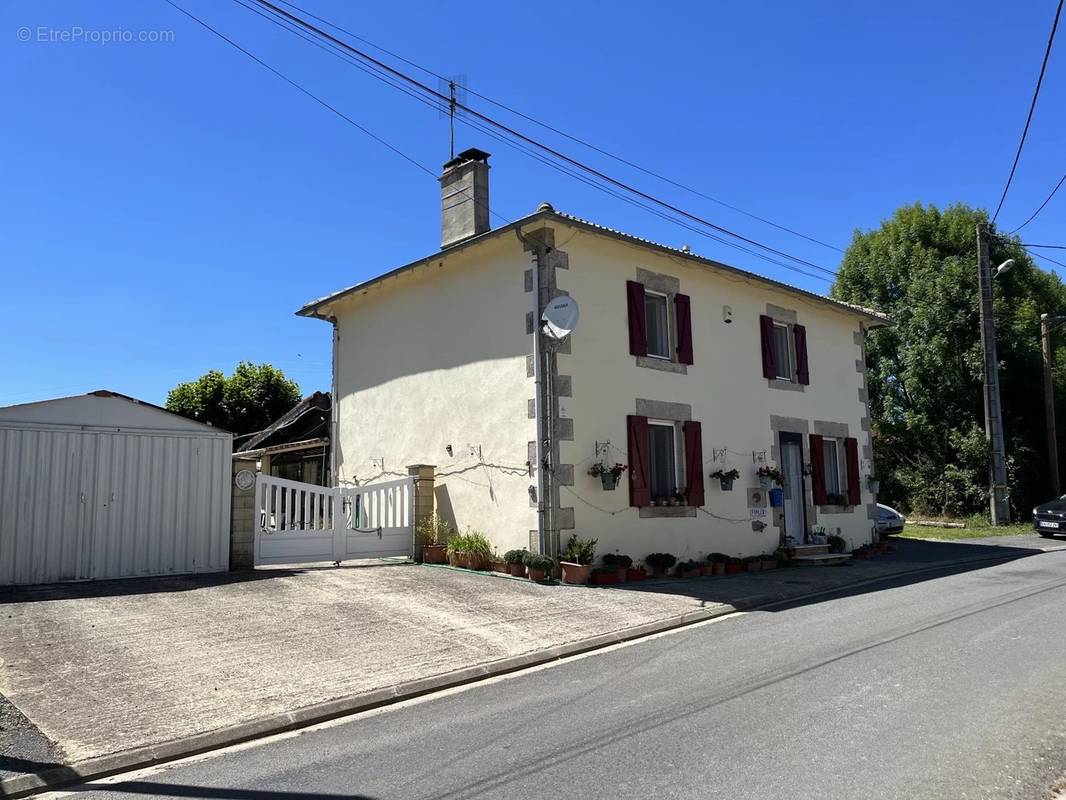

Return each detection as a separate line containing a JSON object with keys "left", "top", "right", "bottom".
{"left": 0, "top": 564, "right": 710, "bottom": 766}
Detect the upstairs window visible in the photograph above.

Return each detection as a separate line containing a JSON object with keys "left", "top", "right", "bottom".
{"left": 773, "top": 323, "right": 793, "bottom": 381}
{"left": 760, "top": 315, "right": 810, "bottom": 385}
{"left": 645, "top": 292, "right": 671, "bottom": 359}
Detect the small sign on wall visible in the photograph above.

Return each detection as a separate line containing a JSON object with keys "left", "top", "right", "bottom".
{"left": 558, "top": 397, "right": 572, "bottom": 419}
{"left": 750, "top": 507, "right": 768, "bottom": 520}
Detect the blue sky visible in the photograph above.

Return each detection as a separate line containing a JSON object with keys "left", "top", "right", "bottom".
{"left": 3, "top": 0, "right": 1064, "bottom": 406}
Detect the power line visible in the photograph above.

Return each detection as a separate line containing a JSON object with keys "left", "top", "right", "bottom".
{"left": 1023, "top": 243, "right": 1066, "bottom": 250}
{"left": 1028, "top": 248, "right": 1066, "bottom": 269}
{"left": 270, "top": 0, "right": 845, "bottom": 255}
{"left": 991, "top": 0, "right": 1064, "bottom": 224}
{"left": 1011, "top": 171, "right": 1066, "bottom": 233}
{"left": 247, "top": 0, "right": 839, "bottom": 279}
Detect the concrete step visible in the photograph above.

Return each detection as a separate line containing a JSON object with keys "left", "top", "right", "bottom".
{"left": 791, "top": 553, "right": 851, "bottom": 566}
{"left": 792, "top": 544, "right": 830, "bottom": 555}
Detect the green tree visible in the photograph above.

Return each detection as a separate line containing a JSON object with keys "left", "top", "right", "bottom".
{"left": 831, "top": 203, "right": 1066, "bottom": 518}
{"left": 166, "top": 362, "right": 301, "bottom": 436}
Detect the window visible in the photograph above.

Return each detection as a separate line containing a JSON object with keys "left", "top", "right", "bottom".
{"left": 648, "top": 421, "right": 678, "bottom": 499}
{"left": 644, "top": 292, "right": 671, "bottom": 359}
{"left": 772, "top": 323, "right": 793, "bottom": 381}
{"left": 822, "top": 438, "right": 841, "bottom": 496}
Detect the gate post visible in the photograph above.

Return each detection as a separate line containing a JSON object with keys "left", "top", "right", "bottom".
{"left": 230, "top": 458, "right": 257, "bottom": 570}
{"left": 407, "top": 464, "right": 436, "bottom": 555}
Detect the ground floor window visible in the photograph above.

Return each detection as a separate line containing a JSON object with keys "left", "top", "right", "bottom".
{"left": 649, "top": 421, "right": 678, "bottom": 500}
{"left": 822, "top": 438, "right": 841, "bottom": 496}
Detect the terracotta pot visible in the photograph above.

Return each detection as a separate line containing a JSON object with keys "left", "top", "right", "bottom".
{"left": 560, "top": 561, "right": 591, "bottom": 585}
{"left": 527, "top": 566, "right": 548, "bottom": 582}
{"left": 422, "top": 544, "right": 447, "bottom": 564}
{"left": 615, "top": 566, "right": 628, "bottom": 582}
{"left": 746, "top": 561, "right": 762, "bottom": 572}
{"left": 699, "top": 563, "right": 714, "bottom": 577}
{"left": 761, "top": 560, "right": 777, "bottom": 570}
{"left": 448, "top": 552, "right": 461, "bottom": 567}
{"left": 508, "top": 563, "right": 527, "bottom": 578}
{"left": 650, "top": 566, "right": 669, "bottom": 579}
{"left": 677, "top": 566, "right": 699, "bottom": 579}
{"left": 725, "top": 563, "right": 742, "bottom": 574}
{"left": 591, "top": 570, "right": 620, "bottom": 585}
{"left": 490, "top": 560, "right": 508, "bottom": 574}
{"left": 626, "top": 567, "right": 647, "bottom": 581}
{"left": 712, "top": 562, "right": 726, "bottom": 575}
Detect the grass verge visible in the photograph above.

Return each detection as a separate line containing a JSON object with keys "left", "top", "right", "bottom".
{"left": 898, "top": 522, "right": 1033, "bottom": 540}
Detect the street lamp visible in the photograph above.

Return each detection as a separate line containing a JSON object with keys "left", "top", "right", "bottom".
{"left": 976, "top": 224, "right": 1010, "bottom": 524}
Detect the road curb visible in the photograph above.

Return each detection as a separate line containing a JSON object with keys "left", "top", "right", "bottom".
{"left": 0, "top": 548, "right": 1041, "bottom": 798}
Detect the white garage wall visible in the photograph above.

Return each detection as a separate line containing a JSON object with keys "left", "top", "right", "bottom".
{"left": 0, "top": 398, "right": 232, "bottom": 586}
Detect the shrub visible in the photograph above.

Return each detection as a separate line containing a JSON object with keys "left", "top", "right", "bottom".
{"left": 446, "top": 529, "right": 493, "bottom": 558}
{"left": 645, "top": 552, "right": 677, "bottom": 570}
{"left": 416, "top": 512, "right": 452, "bottom": 546}
{"left": 677, "top": 558, "right": 699, "bottom": 571}
{"left": 562, "top": 534, "right": 597, "bottom": 565}
{"left": 503, "top": 548, "right": 528, "bottom": 565}
{"left": 742, "top": 555, "right": 762, "bottom": 564}
{"left": 602, "top": 553, "right": 633, "bottom": 568}
{"left": 707, "top": 552, "right": 730, "bottom": 563}
{"left": 523, "top": 552, "right": 556, "bottom": 571}
{"left": 826, "top": 534, "right": 847, "bottom": 554}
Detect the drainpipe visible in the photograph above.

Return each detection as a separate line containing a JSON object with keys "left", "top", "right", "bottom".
{"left": 329, "top": 315, "right": 339, "bottom": 488}
{"left": 521, "top": 230, "right": 547, "bottom": 555}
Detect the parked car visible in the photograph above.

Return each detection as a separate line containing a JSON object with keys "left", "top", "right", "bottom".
{"left": 876, "top": 504, "right": 905, "bottom": 537}
{"left": 1032, "top": 497, "right": 1066, "bottom": 537}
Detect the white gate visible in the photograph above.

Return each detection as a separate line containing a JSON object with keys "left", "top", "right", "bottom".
{"left": 253, "top": 475, "right": 414, "bottom": 566}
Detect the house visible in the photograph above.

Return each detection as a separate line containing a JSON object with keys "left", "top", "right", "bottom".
{"left": 296, "top": 149, "right": 889, "bottom": 563}
{"left": 234, "top": 391, "right": 331, "bottom": 486}
{"left": 0, "top": 390, "right": 232, "bottom": 585}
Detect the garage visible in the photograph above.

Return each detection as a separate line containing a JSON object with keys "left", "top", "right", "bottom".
{"left": 0, "top": 390, "right": 232, "bottom": 586}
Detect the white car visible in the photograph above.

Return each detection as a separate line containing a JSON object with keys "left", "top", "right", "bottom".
{"left": 876, "top": 504, "right": 905, "bottom": 536}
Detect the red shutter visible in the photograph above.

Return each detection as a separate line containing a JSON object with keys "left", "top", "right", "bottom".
{"left": 627, "top": 415, "right": 651, "bottom": 507}
{"left": 759, "top": 315, "right": 777, "bottom": 379}
{"left": 627, "top": 281, "right": 648, "bottom": 357}
{"left": 845, "top": 437, "right": 861, "bottom": 506}
{"left": 683, "top": 420, "right": 704, "bottom": 506}
{"left": 675, "top": 293, "right": 693, "bottom": 365}
{"left": 794, "top": 323, "right": 810, "bottom": 385}
{"left": 809, "top": 433, "right": 827, "bottom": 505}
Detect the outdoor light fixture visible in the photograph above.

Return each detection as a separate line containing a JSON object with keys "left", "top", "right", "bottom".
{"left": 994, "top": 259, "right": 1015, "bottom": 278}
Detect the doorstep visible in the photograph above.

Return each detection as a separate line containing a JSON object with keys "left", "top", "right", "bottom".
{"left": 791, "top": 553, "right": 852, "bottom": 566}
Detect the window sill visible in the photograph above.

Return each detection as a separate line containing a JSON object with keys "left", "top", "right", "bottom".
{"left": 636, "top": 356, "right": 687, "bottom": 375}
{"left": 818, "top": 504, "right": 854, "bottom": 515}
{"left": 639, "top": 506, "right": 697, "bottom": 518}
{"left": 767, "top": 378, "right": 804, "bottom": 392}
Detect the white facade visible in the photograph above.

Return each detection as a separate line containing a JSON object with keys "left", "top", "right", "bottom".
{"left": 306, "top": 210, "right": 886, "bottom": 563}
{"left": 0, "top": 392, "right": 232, "bottom": 585}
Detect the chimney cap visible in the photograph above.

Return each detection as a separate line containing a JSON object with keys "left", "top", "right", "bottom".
{"left": 536, "top": 201, "right": 555, "bottom": 212}
{"left": 443, "top": 147, "right": 491, "bottom": 171}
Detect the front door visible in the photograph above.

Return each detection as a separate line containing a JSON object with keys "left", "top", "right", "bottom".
{"left": 780, "top": 434, "right": 806, "bottom": 544}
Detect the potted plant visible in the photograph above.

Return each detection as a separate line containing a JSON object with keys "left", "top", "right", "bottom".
{"left": 827, "top": 534, "right": 847, "bottom": 554}
{"left": 709, "top": 552, "right": 729, "bottom": 575}
{"left": 602, "top": 552, "right": 633, "bottom": 581}
{"left": 676, "top": 558, "right": 700, "bottom": 579}
{"left": 523, "top": 552, "right": 556, "bottom": 581}
{"left": 760, "top": 553, "right": 777, "bottom": 570}
{"left": 445, "top": 530, "right": 493, "bottom": 570}
{"left": 672, "top": 489, "right": 688, "bottom": 507}
{"left": 560, "top": 534, "right": 597, "bottom": 584}
{"left": 710, "top": 468, "right": 741, "bottom": 491}
{"left": 743, "top": 555, "right": 763, "bottom": 572}
{"left": 591, "top": 565, "right": 621, "bottom": 585}
{"left": 626, "top": 563, "right": 648, "bottom": 581}
{"left": 645, "top": 552, "right": 677, "bottom": 578}
{"left": 588, "top": 462, "right": 628, "bottom": 491}
{"left": 725, "top": 556, "right": 743, "bottom": 574}
{"left": 504, "top": 548, "right": 528, "bottom": 578}
{"left": 756, "top": 464, "right": 784, "bottom": 488}
{"left": 774, "top": 547, "right": 794, "bottom": 567}
{"left": 490, "top": 548, "right": 508, "bottom": 573}
{"left": 416, "top": 512, "right": 451, "bottom": 564}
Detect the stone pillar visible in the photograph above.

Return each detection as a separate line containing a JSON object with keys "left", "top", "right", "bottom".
{"left": 407, "top": 464, "right": 436, "bottom": 553}
{"left": 230, "top": 458, "right": 257, "bottom": 570}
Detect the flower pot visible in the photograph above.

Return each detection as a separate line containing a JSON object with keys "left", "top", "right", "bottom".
{"left": 761, "top": 559, "right": 777, "bottom": 570}
{"left": 720, "top": 479, "right": 734, "bottom": 491}
{"left": 768, "top": 488, "right": 784, "bottom": 508}
{"left": 711, "top": 562, "right": 725, "bottom": 575}
{"left": 699, "top": 563, "right": 714, "bottom": 577}
{"left": 759, "top": 476, "right": 772, "bottom": 489}
{"left": 591, "top": 570, "right": 620, "bottom": 585}
{"left": 492, "top": 560, "right": 509, "bottom": 573}
{"left": 600, "top": 472, "right": 619, "bottom": 491}
{"left": 746, "top": 561, "right": 762, "bottom": 572}
{"left": 527, "top": 566, "right": 548, "bottom": 582}
{"left": 560, "top": 561, "right": 591, "bottom": 585}
{"left": 422, "top": 544, "right": 447, "bottom": 564}
{"left": 448, "top": 552, "right": 461, "bottom": 567}
{"left": 626, "top": 567, "right": 647, "bottom": 582}
{"left": 508, "top": 563, "right": 527, "bottom": 578}
{"left": 467, "top": 554, "right": 489, "bottom": 571}
{"left": 650, "top": 566, "right": 669, "bottom": 579}
{"left": 677, "top": 566, "right": 699, "bottom": 579}
{"left": 725, "top": 563, "right": 742, "bottom": 574}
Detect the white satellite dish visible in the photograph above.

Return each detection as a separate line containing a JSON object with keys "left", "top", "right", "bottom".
{"left": 542, "top": 296, "right": 579, "bottom": 340}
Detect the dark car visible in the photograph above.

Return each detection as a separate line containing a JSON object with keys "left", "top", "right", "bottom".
{"left": 1032, "top": 497, "right": 1066, "bottom": 537}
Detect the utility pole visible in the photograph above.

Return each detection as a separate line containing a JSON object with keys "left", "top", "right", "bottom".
{"left": 1042, "top": 314, "right": 1061, "bottom": 497}
{"left": 977, "top": 223, "right": 1010, "bottom": 524}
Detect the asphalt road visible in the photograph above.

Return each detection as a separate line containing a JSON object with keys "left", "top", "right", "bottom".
{"left": 46, "top": 549, "right": 1066, "bottom": 800}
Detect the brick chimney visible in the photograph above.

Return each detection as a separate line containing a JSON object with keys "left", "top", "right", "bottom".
{"left": 439, "top": 148, "right": 490, "bottom": 248}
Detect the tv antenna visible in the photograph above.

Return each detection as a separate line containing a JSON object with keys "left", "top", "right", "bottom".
{"left": 438, "top": 75, "right": 468, "bottom": 159}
